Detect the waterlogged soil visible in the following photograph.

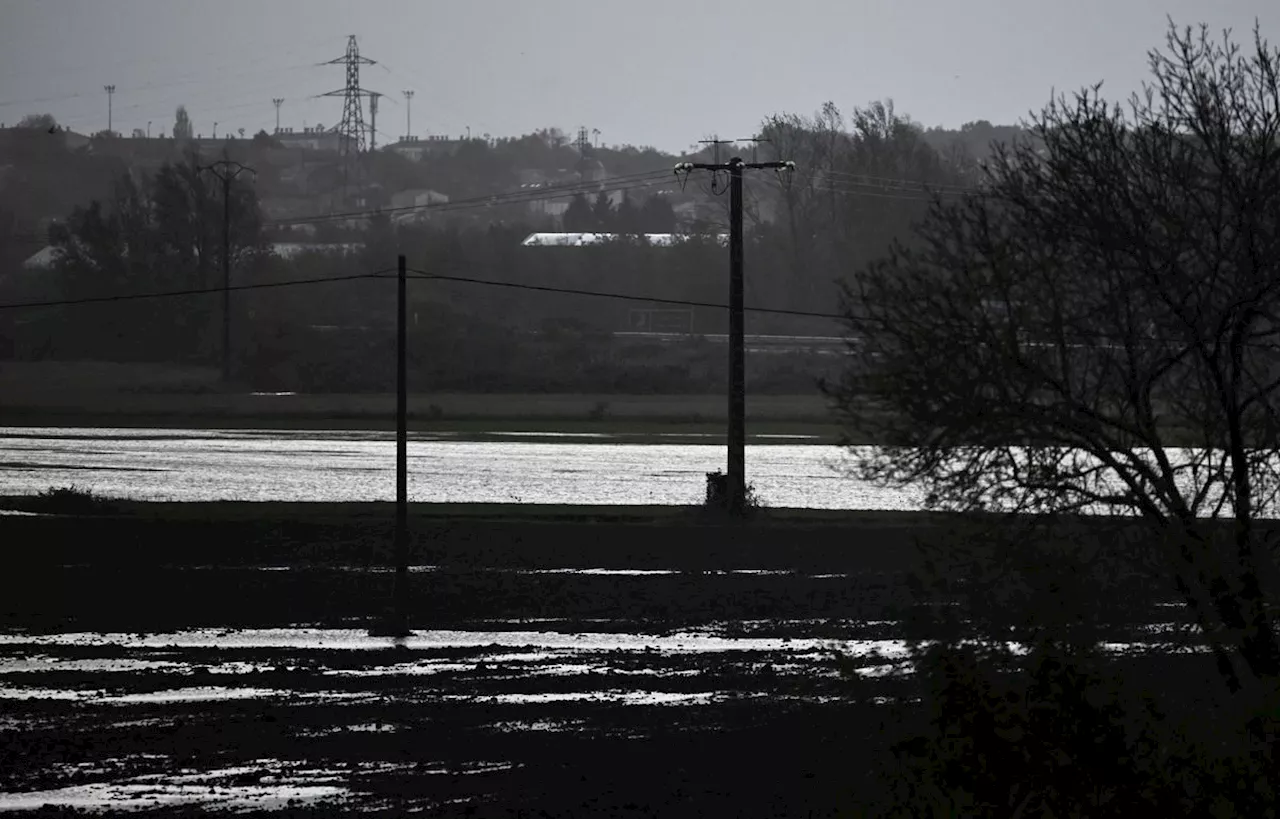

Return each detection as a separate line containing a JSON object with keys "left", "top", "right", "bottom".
{"left": 0, "top": 622, "right": 915, "bottom": 816}
{"left": 0, "top": 507, "right": 1206, "bottom": 816}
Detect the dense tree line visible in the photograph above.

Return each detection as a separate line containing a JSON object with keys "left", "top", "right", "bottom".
{"left": 561, "top": 191, "right": 677, "bottom": 234}
{"left": 0, "top": 76, "right": 1032, "bottom": 396}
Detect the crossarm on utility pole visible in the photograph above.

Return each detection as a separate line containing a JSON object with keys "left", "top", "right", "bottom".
{"left": 196, "top": 159, "right": 255, "bottom": 384}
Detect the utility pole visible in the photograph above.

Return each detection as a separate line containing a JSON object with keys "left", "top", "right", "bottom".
{"left": 104, "top": 85, "right": 115, "bottom": 134}
{"left": 699, "top": 136, "right": 728, "bottom": 165}
{"left": 402, "top": 90, "right": 414, "bottom": 140}
{"left": 392, "top": 254, "right": 411, "bottom": 636}
{"left": 198, "top": 159, "right": 256, "bottom": 384}
{"left": 676, "top": 155, "right": 794, "bottom": 516}
{"left": 272, "top": 98, "right": 284, "bottom": 133}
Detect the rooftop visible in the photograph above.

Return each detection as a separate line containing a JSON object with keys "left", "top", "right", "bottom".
{"left": 521, "top": 232, "right": 729, "bottom": 248}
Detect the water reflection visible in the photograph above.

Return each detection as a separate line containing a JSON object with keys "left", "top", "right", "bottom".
{"left": 0, "top": 427, "right": 913, "bottom": 509}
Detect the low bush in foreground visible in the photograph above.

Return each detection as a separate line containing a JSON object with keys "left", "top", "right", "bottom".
{"left": 879, "top": 641, "right": 1280, "bottom": 817}
{"left": 27, "top": 485, "right": 122, "bottom": 516}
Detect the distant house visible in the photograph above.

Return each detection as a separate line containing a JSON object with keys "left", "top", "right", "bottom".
{"left": 386, "top": 189, "right": 449, "bottom": 225}
{"left": 274, "top": 127, "right": 342, "bottom": 153}
{"left": 388, "top": 188, "right": 449, "bottom": 210}
{"left": 22, "top": 245, "right": 64, "bottom": 271}
{"left": 269, "top": 242, "right": 360, "bottom": 259}
{"left": 0, "top": 125, "right": 91, "bottom": 157}
{"left": 21, "top": 242, "right": 360, "bottom": 271}
{"left": 384, "top": 135, "right": 464, "bottom": 161}
{"left": 60, "top": 129, "right": 91, "bottom": 151}
{"left": 523, "top": 184, "right": 624, "bottom": 224}
{"left": 520, "top": 233, "right": 728, "bottom": 248}
{"left": 261, "top": 196, "right": 337, "bottom": 222}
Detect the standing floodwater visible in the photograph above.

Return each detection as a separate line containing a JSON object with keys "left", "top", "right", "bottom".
{"left": 0, "top": 427, "right": 924, "bottom": 509}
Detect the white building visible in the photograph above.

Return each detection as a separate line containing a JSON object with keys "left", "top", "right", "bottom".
{"left": 520, "top": 233, "right": 728, "bottom": 248}
{"left": 384, "top": 135, "right": 463, "bottom": 161}
{"left": 274, "top": 127, "right": 341, "bottom": 153}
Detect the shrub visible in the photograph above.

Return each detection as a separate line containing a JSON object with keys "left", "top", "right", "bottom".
{"left": 703, "top": 470, "right": 765, "bottom": 516}
{"left": 31, "top": 485, "right": 119, "bottom": 515}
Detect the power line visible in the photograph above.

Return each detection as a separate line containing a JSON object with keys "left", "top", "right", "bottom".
{"left": 271, "top": 170, "right": 667, "bottom": 225}
{"left": 255, "top": 169, "right": 963, "bottom": 234}
{"left": 7, "top": 262, "right": 1274, "bottom": 351}
{"left": 5, "top": 173, "right": 661, "bottom": 242}
{"left": 0, "top": 271, "right": 390, "bottom": 311}
{"left": 0, "top": 178, "right": 991, "bottom": 246}
{"left": 820, "top": 168, "right": 976, "bottom": 193}
{"left": 397, "top": 270, "right": 845, "bottom": 320}
{"left": 0, "top": 177, "right": 938, "bottom": 246}
{"left": 760, "top": 174, "right": 966, "bottom": 204}
{"left": 266, "top": 168, "right": 673, "bottom": 228}
{"left": 401, "top": 270, "right": 1280, "bottom": 351}
{"left": 0, "top": 260, "right": 845, "bottom": 321}
{"left": 0, "top": 34, "right": 339, "bottom": 98}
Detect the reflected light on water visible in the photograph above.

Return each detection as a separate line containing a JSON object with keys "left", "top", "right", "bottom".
{"left": 0, "top": 427, "right": 917, "bottom": 509}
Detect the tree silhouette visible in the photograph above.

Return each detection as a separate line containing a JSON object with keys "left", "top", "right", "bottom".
{"left": 639, "top": 195, "right": 676, "bottom": 233}
{"left": 828, "top": 21, "right": 1280, "bottom": 693}
{"left": 172, "top": 106, "right": 193, "bottom": 141}
{"left": 17, "top": 113, "right": 58, "bottom": 131}
{"left": 562, "top": 193, "right": 595, "bottom": 232}
{"left": 591, "top": 191, "right": 615, "bottom": 231}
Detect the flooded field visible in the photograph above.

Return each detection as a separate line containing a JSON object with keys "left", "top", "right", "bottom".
{"left": 0, "top": 548, "right": 1196, "bottom": 816}
{"left": 0, "top": 615, "right": 906, "bottom": 814}
{"left": 0, "top": 616, "right": 1196, "bottom": 815}
{"left": 0, "top": 446, "right": 1207, "bottom": 815}
{"left": 0, "top": 427, "right": 921, "bottom": 509}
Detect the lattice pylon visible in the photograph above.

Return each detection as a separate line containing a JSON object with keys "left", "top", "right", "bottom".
{"left": 321, "top": 35, "right": 377, "bottom": 157}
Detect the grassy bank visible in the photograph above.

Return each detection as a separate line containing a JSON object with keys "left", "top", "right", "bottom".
{"left": 0, "top": 498, "right": 1189, "bottom": 632}
{"left": 0, "top": 499, "right": 951, "bottom": 570}
{"left": 0, "top": 414, "right": 846, "bottom": 443}
{"left": 0, "top": 388, "right": 846, "bottom": 439}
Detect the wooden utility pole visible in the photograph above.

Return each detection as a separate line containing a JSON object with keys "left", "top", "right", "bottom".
{"left": 392, "top": 253, "right": 410, "bottom": 635}
{"left": 197, "top": 159, "right": 255, "bottom": 383}
{"left": 675, "top": 156, "right": 794, "bottom": 516}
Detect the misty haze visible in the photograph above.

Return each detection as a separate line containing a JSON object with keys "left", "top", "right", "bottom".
{"left": 2, "top": 1, "right": 1280, "bottom": 816}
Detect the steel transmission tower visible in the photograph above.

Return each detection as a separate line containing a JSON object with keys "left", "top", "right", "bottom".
{"left": 320, "top": 35, "right": 378, "bottom": 157}
{"left": 369, "top": 92, "right": 381, "bottom": 151}
{"left": 574, "top": 125, "right": 592, "bottom": 157}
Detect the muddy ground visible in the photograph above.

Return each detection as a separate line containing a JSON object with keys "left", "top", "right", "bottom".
{"left": 0, "top": 505, "right": 1205, "bottom": 816}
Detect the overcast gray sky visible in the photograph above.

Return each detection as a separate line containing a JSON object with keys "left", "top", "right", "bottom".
{"left": 0, "top": 0, "right": 1274, "bottom": 152}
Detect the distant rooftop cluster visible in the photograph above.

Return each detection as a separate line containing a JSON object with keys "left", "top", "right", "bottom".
{"left": 521, "top": 233, "right": 729, "bottom": 248}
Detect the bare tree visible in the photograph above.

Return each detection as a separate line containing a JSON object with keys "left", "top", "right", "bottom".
{"left": 827, "top": 21, "right": 1280, "bottom": 693}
